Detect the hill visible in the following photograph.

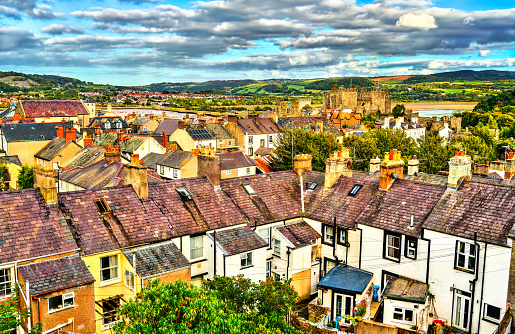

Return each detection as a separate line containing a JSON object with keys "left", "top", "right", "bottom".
{"left": 0, "top": 71, "right": 88, "bottom": 92}
{"left": 404, "top": 70, "right": 515, "bottom": 84}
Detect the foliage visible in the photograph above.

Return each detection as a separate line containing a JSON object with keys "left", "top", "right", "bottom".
{"left": 340, "top": 135, "right": 380, "bottom": 171}
{"left": 392, "top": 104, "right": 405, "bottom": 118}
{"left": 270, "top": 128, "right": 342, "bottom": 172}
{"left": 364, "top": 128, "right": 417, "bottom": 163}
{"left": 353, "top": 299, "right": 368, "bottom": 318}
{"left": 416, "top": 136, "right": 454, "bottom": 174}
{"left": 114, "top": 278, "right": 300, "bottom": 334}
{"left": 0, "top": 165, "right": 8, "bottom": 191}
{"left": 474, "top": 90, "right": 515, "bottom": 112}
{"left": 405, "top": 70, "right": 515, "bottom": 84}
{"left": 0, "top": 284, "right": 42, "bottom": 334}
{"left": 18, "top": 165, "right": 34, "bottom": 189}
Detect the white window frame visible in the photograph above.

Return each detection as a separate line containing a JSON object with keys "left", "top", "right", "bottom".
{"left": 260, "top": 139, "right": 265, "bottom": 147}
{"left": 0, "top": 268, "right": 12, "bottom": 297}
{"left": 483, "top": 303, "right": 502, "bottom": 323}
{"left": 48, "top": 292, "right": 75, "bottom": 313}
{"left": 241, "top": 252, "right": 253, "bottom": 268}
{"left": 248, "top": 136, "right": 253, "bottom": 144}
{"left": 100, "top": 255, "right": 119, "bottom": 286}
{"left": 124, "top": 270, "right": 135, "bottom": 290}
{"left": 226, "top": 169, "right": 232, "bottom": 175}
{"left": 104, "top": 122, "right": 111, "bottom": 129}
{"left": 454, "top": 289, "right": 472, "bottom": 331}
{"left": 258, "top": 228, "right": 270, "bottom": 245}
{"left": 406, "top": 238, "right": 417, "bottom": 259}
{"left": 323, "top": 225, "right": 334, "bottom": 244}
{"left": 173, "top": 169, "right": 179, "bottom": 178}
{"left": 456, "top": 241, "right": 476, "bottom": 273}
{"left": 273, "top": 239, "right": 281, "bottom": 256}
{"left": 385, "top": 234, "right": 401, "bottom": 261}
{"left": 190, "top": 236, "right": 203, "bottom": 260}
{"left": 159, "top": 165, "right": 164, "bottom": 175}
{"left": 392, "top": 307, "right": 414, "bottom": 324}
{"left": 266, "top": 260, "right": 271, "bottom": 277}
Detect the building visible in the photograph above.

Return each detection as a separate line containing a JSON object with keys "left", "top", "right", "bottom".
{"left": 276, "top": 99, "right": 311, "bottom": 117}
{"left": 381, "top": 116, "right": 426, "bottom": 142}
{"left": 0, "top": 155, "right": 21, "bottom": 189}
{"left": 206, "top": 121, "right": 237, "bottom": 153}
{"left": 34, "top": 126, "right": 82, "bottom": 168}
{"left": 328, "top": 109, "right": 362, "bottom": 130}
{"left": 225, "top": 115, "right": 281, "bottom": 158}
{"left": 217, "top": 151, "right": 257, "bottom": 179}
{"left": 16, "top": 100, "right": 91, "bottom": 127}
{"left": 87, "top": 116, "right": 129, "bottom": 132}
{"left": 278, "top": 116, "right": 344, "bottom": 144}
{"left": 154, "top": 149, "right": 198, "bottom": 180}
{"left": 168, "top": 122, "right": 216, "bottom": 153}
{"left": 323, "top": 86, "right": 392, "bottom": 116}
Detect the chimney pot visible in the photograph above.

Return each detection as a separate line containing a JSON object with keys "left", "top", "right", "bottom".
{"left": 56, "top": 125, "right": 64, "bottom": 139}
{"left": 65, "top": 128, "right": 77, "bottom": 143}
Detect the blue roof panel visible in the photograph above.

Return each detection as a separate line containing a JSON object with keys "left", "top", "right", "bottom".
{"left": 317, "top": 265, "right": 372, "bottom": 293}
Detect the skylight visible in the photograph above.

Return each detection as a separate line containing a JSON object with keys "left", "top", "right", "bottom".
{"left": 348, "top": 184, "right": 362, "bottom": 197}
{"left": 243, "top": 184, "right": 256, "bottom": 195}
{"left": 308, "top": 183, "right": 318, "bottom": 191}
{"left": 94, "top": 198, "right": 110, "bottom": 214}
{"left": 176, "top": 186, "right": 193, "bottom": 200}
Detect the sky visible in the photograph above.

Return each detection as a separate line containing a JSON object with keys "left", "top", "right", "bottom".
{"left": 0, "top": 0, "right": 514, "bottom": 86}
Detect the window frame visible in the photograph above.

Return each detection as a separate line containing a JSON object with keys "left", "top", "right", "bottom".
{"left": 124, "top": 270, "right": 135, "bottom": 290}
{"left": 248, "top": 136, "right": 253, "bottom": 144}
{"left": 383, "top": 231, "right": 402, "bottom": 263}
{"left": 100, "top": 255, "right": 119, "bottom": 285}
{"left": 337, "top": 228, "right": 348, "bottom": 246}
{"left": 266, "top": 260, "right": 271, "bottom": 277}
{"left": 392, "top": 307, "right": 415, "bottom": 324}
{"left": 404, "top": 237, "right": 417, "bottom": 260}
{"left": 101, "top": 297, "right": 121, "bottom": 329}
{"left": 94, "top": 198, "right": 111, "bottom": 214}
{"left": 246, "top": 167, "right": 251, "bottom": 174}
{"left": 322, "top": 225, "right": 334, "bottom": 246}
{"left": 173, "top": 169, "right": 179, "bottom": 178}
{"left": 240, "top": 252, "right": 253, "bottom": 268}
{"left": 190, "top": 236, "right": 204, "bottom": 260}
{"left": 0, "top": 268, "right": 12, "bottom": 297}
{"left": 258, "top": 228, "right": 270, "bottom": 246}
{"left": 273, "top": 238, "right": 281, "bottom": 256}
{"left": 248, "top": 147, "right": 253, "bottom": 156}
{"left": 48, "top": 292, "right": 75, "bottom": 313}
{"left": 454, "top": 240, "right": 476, "bottom": 274}
{"left": 348, "top": 184, "right": 362, "bottom": 197}
{"left": 483, "top": 303, "right": 502, "bottom": 323}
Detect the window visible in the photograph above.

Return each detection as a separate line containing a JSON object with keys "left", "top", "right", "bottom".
{"left": 53, "top": 161, "right": 60, "bottom": 169}
{"left": 0, "top": 268, "right": 12, "bottom": 296}
{"left": 338, "top": 228, "right": 347, "bottom": 245}
{"left": 100, "top": 255, "right": 118, "bottom": 283}
{"left": 124, "top": 270, "right": 135, "bottom": 290}
{"left": 173, "top": 169, "right": 179, "bottom": 178}
{"left": 308, "top": 182, "right": 318, "bottom": 191}
{"left": 48, "top": 292, "right": 74, "bottom": 312}
{"left": 248, "top": 147, "right": 253, "bottom": 156}
{"left": 190, "top": 236, "right": 203, "bottom": 260}
{"left": 266, "top": 260, "right": 271, "bottom": 277}
{"left": 274, "top": 239, "right": 281, "bottom": 255}
{"left": 484, "top": 304, "right": 502, "bottom": 323}
{"left": 258, "top": 228, "right": 270, "bottom": 245}
{"left": 101, "top": 297, "right": 121, "bottom": 329}
{"left": 393, "top": 307, "right": 414, "bottom": 324}
{"left": 228, "top": 140, "right": 232, "bottom": 146}
{"left": 323, "top": 225, "right": 334, "bottom": 245}
{"left": 94, "top": 198, "right": 110, "bottom": 214}
{"left": 248, "top": 136, "right": 253, "bottom": 144}
{"left": 455, "top": 241, "right": 476, "bottom": 273}
{"left": 348, "top": 184, "right": 362, "bottom": 197}
{"left": 176, "top": 186, "right": 193, "bottom": 200}
{"left": 246, "top": 167, "right": 251, "bottom": 174}
{"left": 116, "top": 121, "right": 122, "bottom": 129}
{"left": 243, "top": 184, "right": 256, "bottom": 195}
{"left": 104, "top": 122, "right": 111, "bottom": 129}
{"left": 269, "top": 135, "right": 273, "bottom": 144}
{"left": 241, "top": 252, "right": 253, "bottom": 268}
{"left": 260, "top": 139, "right": 265, "bottom": 147}
{"left": 385, "top": 233, "right": 401, "bottom": 261}
{"left": 143, "top": 126, "right": 147, "bottom": 132}
{"left": 405, "top": 237, "right": 417, "bottom": 259}
{"left": 226, "top": 169, "right": 232, "bottom": 175}
{"left": 160, "top": 166, "right": 164, "bottom": 174}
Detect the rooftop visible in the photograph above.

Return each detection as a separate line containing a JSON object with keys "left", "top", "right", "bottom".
{"left": 21, "top": 100, "right": 88, "bottom": 118}
{"left": 275, "top": 221, "right": 321, "bottom": 248}
{"left": 206, "top": 123, "right": 234, "bottom": 140}
{"left": 1, "top": 122, "right": 75, "bottom": 143}
{"left": 154, "top": 119, "right": 179, "bottom": 136}
{"left": 317, "top": 265, "right": 373, "bottom": 294}
{"left": 237, "top": 117, "right": 281, "bottom": 135}
{"left": 208, "top": 225, "right": 268, "bottom": 256}
{"left": 217, "top": 151, "right": 257, "bottom": 170}
{"left": 382, "top": 276, "right": 429, "bottom": 304}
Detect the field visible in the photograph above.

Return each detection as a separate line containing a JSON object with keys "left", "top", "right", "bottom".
{"left": 395, "top": 102, "right": 477, "bottom": 110}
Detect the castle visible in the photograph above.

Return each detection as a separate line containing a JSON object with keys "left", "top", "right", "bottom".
{"left": 323, "top": 85, "right": 392, "bottom": 116}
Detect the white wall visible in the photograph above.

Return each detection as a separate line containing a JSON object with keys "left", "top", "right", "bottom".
{"left": 134, "top": 137, "right": 166, "bottom": 158}
{"left": 245, "top": 133, "right": 277, "bottom": 157}
{"left": 383, "top": 298, "right": 426, "bottom": 330}
{"left": 157, "top": 165, "right": 181, "bottom": 179}
{"left": 236, "top": 166, "right": 257, "bottom": 177}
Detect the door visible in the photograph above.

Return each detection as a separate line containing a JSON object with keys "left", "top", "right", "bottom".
{"left": 454, "top": 290, "right": 471, "bottom": 331}
{"left": 310, "top": 263, "right": 320, "bottom": 295}
{"left": 334, "top": 293, "right": 354, "bottom": 325}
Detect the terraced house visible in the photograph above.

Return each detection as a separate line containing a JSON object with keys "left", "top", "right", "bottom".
{"left": 1, "top": 146, "right": 515, "bottom": 334}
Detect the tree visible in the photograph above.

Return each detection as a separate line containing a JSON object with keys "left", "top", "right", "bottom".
{"left": 416, "top": 135, "right": 454, "bottom": 174}
{"left": 0, "top": 165, "right": 8, "bottom": 191}
{"left": 392, "top": 104, "right": 406, "bottom": 118}
{"left": 18, "top": 165, "right": 34, "bottom": 189}
{"left": 0, "top": 284, "right": 42, "bottom": 334}
{"left": 114, "top": 278, "right": 300, "bottom": 334}
{"left": 270, "top": 128, "right": 341, "bottom": 172}
{"left": 365, "top": 128, "right": 417, "bottom": 164}
{"left": 340, "top": 135, "right": 380, "bottom": 171}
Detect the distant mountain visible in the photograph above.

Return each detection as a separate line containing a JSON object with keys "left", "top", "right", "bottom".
{"left": 404, "top": 70, "right": 515, "bottom": 84}
{"left": 145, "top": 80, "right": 259, "bottom": 93}
{"left": 0, "top": 71, "right": 87, "bottom": 92}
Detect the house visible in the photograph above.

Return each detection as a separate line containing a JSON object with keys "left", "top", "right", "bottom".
{"left": 217, "top": 151, "right": 257, "bottom": 179}
{"left": 169, "top": 123, "right": 216, "bottom": 153}
{"left": 381, "top": 116, "right": 426, "bottom": 142}
{"left": 154, "top": 149, "right": 198, "bottom": 180}
{"left": 34, "top": 126, "right": 82, "bottom": 168}
{"left": 154, "top": 119, "right": 178, "bottom": 136}
{"left": 62, "top": 145, "right": 108, "bottom": 168}
{"left": 87, "top": 116, "right": 128, "bottom": 132}
{"left": 126, "top": 116, "right": 160, "bottom": 133}
{"left": 225, "top": 115, "right": 281, "bottom": 157}
{"left": 206, "top": 121, "right": 237, "bottom": 153}
{"left": 0, "top": 155, "right": 21, "bottom": 189}
{"left": 0, "top": 121, "right": 76, "bottom": 164}
{"left": 16, "top": 100, "right": 91, "bottom": 127}
{"left": 328, "top": 108, "right": 362, "bottom": 130}
{"left": 278, "top": 116, "right": 344, "bottom": 144}
{"left": 92, "top": 133, "right": 166, "bottom": 161}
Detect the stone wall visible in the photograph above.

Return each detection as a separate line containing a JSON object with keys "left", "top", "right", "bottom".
{"left": 294, "top": 316, "right": 338, "bottom": 334}
{"left": 308, "top": 297, "right": 331, "bottom": 322}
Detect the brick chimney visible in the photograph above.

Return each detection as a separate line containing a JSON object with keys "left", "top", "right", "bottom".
{"left": 407, "top": 155, "right": 419, "bottom": 176}
{"left": 178, "top": 120, "right": 186, "bottom": 130}
{"left": 198, "top": 119, "right": 207, "bottom": 127}
{"left": 197, "top": 150, "right": 220, "bottom": 187}
{"left": 170, "top": 142, "right": 178, "bottom": 150}
{"left": 124, "top": 154, "right": 148, "bottom": 198}
{"left": 33, "top": 165, "right": 57, "bottom": 204}
{"left": 379, "top": 149, "right": 405, "bottom": 191}
{"left": 248, "top": 113, "right": 258, "bottom": 121}
{"left": 369, "top": 156, "right": 381, "bottom": 173}
{"left": 161, "top": 131, "right": 168, "bottom": 150}
{"left": 324, "top": 148, "right": 352, "bottom": 188}
{"left": 294, "top": 154, "right": 313, "bottom": 177}
{"left": 316, "top": 119, "right": 324, "bottom": 133}
{"left": 65, "top": 128, "right": 77, "bottom": 143}
{"left": 447, "top": 151, "right": 472, "bottom": 189}
{"left": 94, "top": 128, "right": 101, "bottom": 136}
{"left": 505, "top": 153, "right": 515, "bottom": 179}
{"left": 56, "top": 125, "right": 64, "bottom": 139}
{"left": 105, "top": 142, "right": 121, "bottom": 164}
{"left": 228, "top": 115, "right": 238, "bottom": 124}
{"left": 84, "top": 135, "right": 93, "bottom": 147}
{"left": 489, "top": 159, "right": 505, "bottom": 178}
{"left": 117, "top": 132, "right": 124, "bottom": 142}
{"left": 13, "top": 111, "right": 20, "bottom": 123}
{"left": 473, "top": 162, "right": 489, "bottom": 176}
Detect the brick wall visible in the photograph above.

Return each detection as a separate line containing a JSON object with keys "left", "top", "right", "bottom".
{"left": 144, "top": 267, "right": 191, "bottom": 286}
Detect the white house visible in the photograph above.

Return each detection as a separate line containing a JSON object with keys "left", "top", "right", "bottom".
{"left": 382, "top": 116, "right": 425, "bottom": 143}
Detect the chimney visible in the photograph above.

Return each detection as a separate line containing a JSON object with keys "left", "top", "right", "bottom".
{"left": 294, "top": 154, "right": 313, "bottom": 177}
{"left": 506, "top": 153, "right": 515, "bottom": 179}
{"left": 197, "top": 151, "right": 221, "bottom": 187}
{"left": 473, "top": 163, "right": 489, "bottom": 176}
{"left": 369, "top": 156, "right": 381, "bottom": 173}
{"left": 324, "top": 148, "right": 352, "bottom": 188}
{"left": 178, "top": 120, "right": 186, "bottom": 130}
{"left": 316, "top": 119, "right": 324, "bottom": 133}
{"left": 198, "top": 119, "right": 207, "bottom": 127}
{"left": 84, "top": 135, "right": 93, "bottom": 147}
{"left": 248, "top": 113, "right": 258, "bottom": 121}
{"left": 395, "top": 117, "right": 403, "bottom": 129}
{"left": 65, "top": 128, "right": 77, "bottom": 143}
{"left": 33, "top": 165, "right": 57, "bottom": 204}
{"left": 162, "top": 112, "right": 167, "bottom": 120}
{"left": 13, "top": 111, "right": 20, "bottom": 122}
{"left": 447, "top": 151, "right": 472, "bottom": 189}
{"left": 104, "top": 142, "right": 121, "bottom": 164}
{"left": 161, "top": 131, "right": 169, "bottom": 150}
{"left": 489, "top": 159, "right": 505, "bottom": 178}
{"left": 94, "top": 128, "right": 101, "bottom": 136}
{"left": 228, "top": 115, "right": 238, "bottom": 124}
{"left": 124, "top": 154, "right": 148, "bottom": 198}
{"left": 170, "top": 142, "right": 178, "bottom": 150}
{"left": 379, "top": 149, "right": 405, "bottom": 191}
{"left": 117, "top": 132, "right": 124, "bottom": 142}
{"left": 192, "top": 147, "right": 200, "bottom": 156}
{"left": 107, "top": 103, "right": 112, "bottom": 114}
{"left": 56, "top": 125, "right": 64, "bottom": 139}
{"left": 407, "top": 155, "right": 419, "bottom": 176}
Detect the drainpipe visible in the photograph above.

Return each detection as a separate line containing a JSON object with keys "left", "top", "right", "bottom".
{"left": 286, "top": 247, "right": 292, "bottom": 279}
{"left": 421, "top": 229, "right": 431, "bottom": 285}
{"left": 333, "top": 217, "right": 339, "bottom": 263}
{"left": 223, "top": 254, "right": 226, "bottom": 277}
{"left": 300, "top": 175, "right": 305, "bottom": 214}
{"left": 133, "top": 254, "right": 137, "bottom": 296}
{"left": 469, "top": 232, "right": 479, "bottom": 334}
{"left": 25, "top": 281, "right": 31, "bottom": 331}
{"left": 356, "top": 226, "right": 363, "bottom": 269}
{"left": 213, "top": 230, "right": 217, "bottom": 277}
{"left": 477, "top": 243, "right": 487, "bottom": 334}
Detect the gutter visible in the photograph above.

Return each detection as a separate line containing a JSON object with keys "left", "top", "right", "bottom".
{"left": 421, "top": 229, "right": 431, "bottom": 285}
{"left": 333, "top": 217, "right": 339, "bottom": 264}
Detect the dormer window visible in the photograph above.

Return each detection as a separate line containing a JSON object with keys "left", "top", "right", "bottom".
{"left": 94, "top": 198, "right": 110, "bottom": 214}
{"left": 176, "top": 186, "right": 193, "bottom": 200}
{"left": 243, "top": 184, "right": 256, "bottom": 195}
{"left": 348, "top": 184, "right": 362, "bottom": 197}
{"left": 308, "top": 183, "right": 318, "bottom": 191}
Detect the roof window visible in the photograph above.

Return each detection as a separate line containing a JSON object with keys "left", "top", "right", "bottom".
{"left": 308, "top": 182, "right": 318, "bottom": 191}
{"left": 348, "top": 184, "right": 362, "bottom": 197}
{"left": 176, "top": 186, "right": 193, "bottom": 200}
{"left": 94, "top": 198, "right": 111, "bottom": 214}
{"left": 243, "top": 184, "right": 256, "bottom": 195}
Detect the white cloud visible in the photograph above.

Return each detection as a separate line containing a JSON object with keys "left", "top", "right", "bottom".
{"left": 396, "top": 13, "right": 437, "bottom": 30}
{"left": 479, "top": 50, "right": 491, "bottom": 57}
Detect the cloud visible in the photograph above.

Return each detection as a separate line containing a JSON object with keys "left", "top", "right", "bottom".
{"left": 0, "top": 5, "right": 19, "bottom": 17}
{"left": 41, "top": 24, "right": 84, "bottom": 35}
{"left": 0, "top": 0, "right": 36, "bottom": 11}
{"left": 27, "top": 4, "right": 65, "bottom": 19}
{"left": 0, "top": 27, "right": 41, "bottom": 51}
{"left": 396, "top": 13, "right": 437, "bottom": 30}
{"left": 119, "top": 0, "right": 160, "bottom": 2}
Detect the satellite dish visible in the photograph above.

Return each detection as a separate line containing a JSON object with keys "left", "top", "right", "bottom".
{"left": 391, "top": 172, "right": 399, "bottom": 180}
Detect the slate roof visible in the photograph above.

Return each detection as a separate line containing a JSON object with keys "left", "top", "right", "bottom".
{"left": 88, "top": 116, "right": 128, "bottom": 130}
{"left": 0, "top": 106, "right": 15, "bottom": 118}
{"left": 121, "top": 136, "right": 148, "bottom": 154}
{"left": 186, "top": 124, "right": 213, "bottom": 140}
{"left": 237, "top": 118, "right": 281, "bottom": 135}
{"left": 254, "top": 146, "right": 273, "bottom": 156}
{"left": 275, "top": 221, "right": 321, "bottom": 248}
{"left": 123, "top": 241, "right": 190, "bottom": 278}
{"left": 217, "top": 152, "right": 257, "bottom": 170}
{"left": 34, "top": 137, "right": 77, "bottom": 161}
{"left": 1, "top": 122, "right": 75, "bottom": 143}
{"left": 423, "top": 182, "right": 515, "bottom": 246}
{"left": 62, "top": 146, "right": 105, "bottom": 168}
{"left": 18, "top": 255, "right": 95, "bottom": 296}
{"left": 154, "top": 119, "right": 178, "bottom": 136}
{"left": 58, "top": 185, "right": 175, "bottom": 256}
{"left": 157, "top": 150, "right": 194, "bottom": 168}
{"left": 0, "top": 155, "right": 21, "bottom": 166}
{"left": 356, "top": 179, "right": 446, "bottom": 237}
{"left": 21, "top": 100, "right": 88, "bottom": 118}
{"left": 141, "top": 152, "right": 165, "bottom": 170}
{"left": 382, "top": 277, "right": 428, "bottom": 303}
{"left": 278, "top": 117, "right": 342, "bottom": 136}
{"left": 317, "top": 265, "right": 373, "bottom": 293}
{"left": 0, "top": 188, "right": 77, "bottom": 264}
{"left": 206, "top": 123, "right": 234, "bottom": 140}
{"left": 208, "top": 225, "right": 267, "bottom": 256}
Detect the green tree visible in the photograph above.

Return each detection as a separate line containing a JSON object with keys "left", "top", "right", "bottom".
{"left": 18, "top": 165, "right": 34, "bottom": 189}
{"left": 270, "top": 128, "right": 342, "bottom": 172}
{"left": 392, "top": 104, "right": 406, "bottom": 118}
{"left": 340, "top": 135, "right": 380, "bottom": 171}
{"left": 365, "top": 128, "right": 417, "bottom": 164}
{"left": 0, "top": 165, "right": 8, "bottom": 191}
{"left": 0, "top": 284, "right": 42, "bottom": 334}
{"left": 416, "top": 135, "right": 454, "bottom": 174}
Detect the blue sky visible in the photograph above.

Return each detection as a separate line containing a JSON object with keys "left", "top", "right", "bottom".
{"left": 0, "top": 0, "right": 514, "bottom": 86}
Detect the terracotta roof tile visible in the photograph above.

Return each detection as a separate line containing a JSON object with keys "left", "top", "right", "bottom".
{"left": 21, "top": 100, "right": 88, "bottom": 118}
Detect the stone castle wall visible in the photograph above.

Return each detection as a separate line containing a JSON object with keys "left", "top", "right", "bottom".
{"left": 323, "top": 86, "right": 392, "bottom": 116}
